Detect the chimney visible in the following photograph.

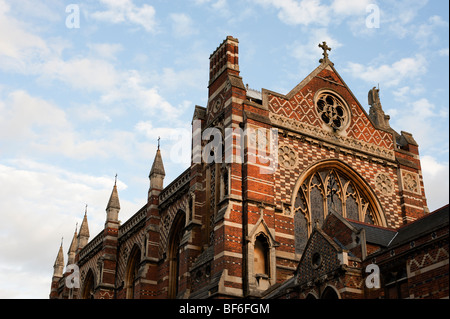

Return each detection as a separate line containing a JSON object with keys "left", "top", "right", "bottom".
{"left": 209, "top": 36, "right": 239, "bottom": 90}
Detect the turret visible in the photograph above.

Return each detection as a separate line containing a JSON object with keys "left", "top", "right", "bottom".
{"left": 98, "top": 177, "right": 121, "bottom": 298}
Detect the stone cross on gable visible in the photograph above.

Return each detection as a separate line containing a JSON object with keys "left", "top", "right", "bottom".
{"left": 319, "top": 41, "right": 331, "bottom": 63}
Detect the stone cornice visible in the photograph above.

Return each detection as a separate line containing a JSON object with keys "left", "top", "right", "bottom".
{"left": 269, "top": 113, "right": 396, "bottom": 162}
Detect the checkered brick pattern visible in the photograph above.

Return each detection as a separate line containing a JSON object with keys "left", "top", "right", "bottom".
{"left": 268, "top": 68, "right": 394, "bottom": 151}
{"left": 274, "top": 134, "right": 403, "bottom": 228}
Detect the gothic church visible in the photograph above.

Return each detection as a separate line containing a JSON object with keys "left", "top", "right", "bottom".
{"left": 50, "top": 36, "right": 449, "bottom": 299}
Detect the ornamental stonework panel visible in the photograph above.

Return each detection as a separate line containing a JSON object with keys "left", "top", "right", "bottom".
{"left": 375, "top": 173, "right": 394, "bottom": 195}
{"left": 278, "top": 144, "right": 297, "bottom": 169}
{"left": 401, "top": 170, "right": 421, "bottom": 195}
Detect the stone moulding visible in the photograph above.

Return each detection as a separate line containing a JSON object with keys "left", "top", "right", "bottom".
{"left": 269, "top": 113, "right": 395, "bottom": 162}
{"left": 159, "top": 168, "right": 191, "bottom": 206}
{"left": 118, "top": 205, "right": 147, "bottom": 240}
{"left": 78, "top": 231, "right": 104, "bottom": 263}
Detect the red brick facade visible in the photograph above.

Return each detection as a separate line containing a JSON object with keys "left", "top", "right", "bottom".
{"left": 50, "top": 36, "right": 447, "bottom": 300}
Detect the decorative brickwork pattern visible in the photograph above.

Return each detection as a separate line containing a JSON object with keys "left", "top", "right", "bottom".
{"left": 273, "top": 134, "right": 402, "bottom": 229}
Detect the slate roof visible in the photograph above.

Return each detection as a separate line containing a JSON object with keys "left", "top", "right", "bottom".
{"left": 349, "top": 204, "right": 449, "bottom": 249}
{"left": 389, "top": 204, "right": 449, "bottom": 247}
{"left": 348, "top": 220, "right": 397, "bottom": 247}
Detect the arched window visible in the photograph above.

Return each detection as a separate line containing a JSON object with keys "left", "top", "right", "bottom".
{"left": 81, "top": 269, "right": 95, "bottom": 299}
{"left": 306, "top": 293, "right": 317, "bottom": 299}
{"left": 254, "top": 234, "right": 269, "bottom": 276}
{"left": 321, "top": 286, "right": 339, "bottom": 299}
{"left": 167, "top": 210, "right": 186, "bottom": 298}
{"left": 291, "top": 160, "right": 386, "bottom": 254}
{"left": 125, "top": 246, "right": 141, "bottom": 299}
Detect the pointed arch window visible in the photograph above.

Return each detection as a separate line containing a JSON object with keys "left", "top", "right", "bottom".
{"left": 125, "top": 246, "right": 141, "bottom": 299}
{"left": 291, "top": 161, "right": 386, "bottom": 254}
{"left": 81, "top": 269, "right": 95, "bottom": 299}
{"left": 254, "top": 234, "right": 269, "bottom": 276}
{"left": 167, "top": 210, "right": 186, "bottom": 298}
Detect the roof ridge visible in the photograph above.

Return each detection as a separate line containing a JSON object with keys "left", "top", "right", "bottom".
{"left": 397, "top": 204, "right": 449, "bottom": 230}
{"left": 347, "top": 218, "right": 396, "bottom": 231}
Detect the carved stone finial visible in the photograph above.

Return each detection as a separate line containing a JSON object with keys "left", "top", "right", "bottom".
{"left": 368, "top": 85, "right": 393, "bottom": 130}
{"left": 319, "top": 41, "right": 331, "bottom": 63}
{"left": 368, "top": 86, "right": 380, "bottom": 107}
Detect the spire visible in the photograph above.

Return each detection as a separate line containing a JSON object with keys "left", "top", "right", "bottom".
{"left": 67, "top": 224, "right": 78, "bottom": 265}
{"left": 77, "top": 206, "right": 90, "bottom": 251}
{"left": 149, "top": 145, "right": 165, "bottom": 192}
{"left": 106, "top": 176, "right": 120, "bottom": 224}
{"left": 78, "top": 206, "right": 90, "bottom": 238}
{"left": 53, "top": 242, "right": 64, "bottom": 277}
{"left": 106, "top": 177, "right": 120, "bottom": 211}
{"left": 149, "top": 147, "right": 165, "bottom": 178}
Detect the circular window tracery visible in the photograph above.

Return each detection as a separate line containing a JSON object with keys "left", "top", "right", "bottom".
{"left": 315, "top": 92, "right": 349, "bottom": 131}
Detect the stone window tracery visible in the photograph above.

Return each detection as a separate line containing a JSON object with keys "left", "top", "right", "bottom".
{"left": 292, "top": 165, "right": 384, "bottom": 254}
{"left": 315, "top": 92, "right": 349, "bottom": 131}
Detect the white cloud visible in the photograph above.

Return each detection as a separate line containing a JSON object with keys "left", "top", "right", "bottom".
{"left": 392, "top": 85, "right": 425, "bottom": 101}
{"left": 39, "top": 57, "right": 120, "bottom": 92}
{"left": 0, "top": 1, "right": 49, "bottom": 71}
{"left": 100, "top": 69, "right": 180, "bottom": 119}
{"left": 254, "top": 0, "right": 375, "bottom": 27}
{"left": 91, "top": 0, "right": 157, "bottom": 33}
{"left": 0, "top": 89, "right": 160, "bottom": 162}
{"left": 288, "top": 28, "right": 342, "bottom": 75}
{"left": 382, "top": 0, "right": 429, "bottom": 38}
{"left": 414, "top": 15, "right": 449, "bottom": 47}
{"left": 254, "top": 0, "right": 331, "bottom": 26}
{"left": 388, "top": 98, "right": 448, "bottom": 155}
{"left": 331, "top": 0, "right": 372, "bottom": 16}
{"left": 438, "top": 48, "right": 449, "bottom": 57}
{"left": 69, "top": 103, "right": 112, "bottom": 123}
{"left": 344, "top": 54, "right": 427, "bottom": 87}
{"left": 170, "top": 13, "right": 198, "bottom": 37}
{"left": 421, "top": 155, "right": 449, "bottom": 211}
{"left": 87, "top": 43, "right": 123, "bottom": 60}
{"left": 0, "top": 159, "right": 142, "bottom": 298}
{"left": 0, "top": 90, "right": 69, "bottom": 141}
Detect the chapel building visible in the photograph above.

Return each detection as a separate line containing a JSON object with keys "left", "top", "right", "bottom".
{"left": 50, "top": 36, "right": 448, "bottom": 299}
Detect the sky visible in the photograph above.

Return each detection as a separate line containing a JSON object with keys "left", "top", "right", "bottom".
{"left": 0, "top": 0, "right": 448, "bottom": 299}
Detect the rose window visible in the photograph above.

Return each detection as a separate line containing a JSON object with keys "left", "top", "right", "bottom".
{"left": 316, "top": 93, "right": 349, "bottom": 131}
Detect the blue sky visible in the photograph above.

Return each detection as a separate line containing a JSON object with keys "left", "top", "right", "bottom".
{"left": 0, "top": 0, "right": 448, "bottom": 298}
